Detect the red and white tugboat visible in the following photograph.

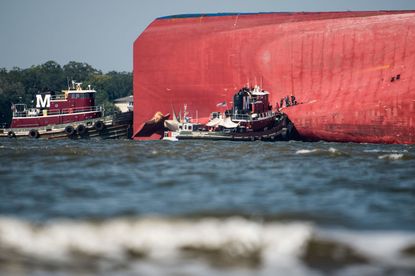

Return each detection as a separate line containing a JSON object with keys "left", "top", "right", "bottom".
{"left": 1, "top": 81, "right": 132, "bottom": 139}
{"left": 163, "top": 86, "right": 294, "bottom": 141}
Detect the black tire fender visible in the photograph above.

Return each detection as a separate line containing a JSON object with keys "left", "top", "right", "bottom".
{"left": 28, "top": 129, "right": 40, "bottom": 139}
{"left": 64, "top": 125, "right": 75, "bottom": 136}
{"left": 7, "top": 131, "right": 16, "bottom": 138}
{"left": 76, "top": 124, "right": 87, "bottom": 135}
{"left": 94, "top": 120, "right": 105, "bottom": 131}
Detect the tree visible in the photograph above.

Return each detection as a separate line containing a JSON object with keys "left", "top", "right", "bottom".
{"left": 63, "top": 61, "right": 101, "bottom": 82}
{"left": 38, "top": 61, "right": 66, "bottom": 92}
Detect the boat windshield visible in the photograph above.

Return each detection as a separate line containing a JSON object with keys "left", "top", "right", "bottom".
{"left": 15, "top": 104, "right": 26, "bottom": 112}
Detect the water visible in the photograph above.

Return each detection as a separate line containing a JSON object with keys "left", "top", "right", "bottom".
{"left": 0, "top": 139, "right": 414, "bottom": 275}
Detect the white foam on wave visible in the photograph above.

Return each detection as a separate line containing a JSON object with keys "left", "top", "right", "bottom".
{"left": 317, "top": 229, "right": 415, "bottom": 268}
{"left": 296, "top": 148, "right": 341, "bottom": 155}
{"left": 364, "top": 149, "right": 408, "bottom": 153}
{"left": 328, "top": 147, "right": 338, "bottom": 153}
{"left": 296, "top": 149, "right": 318, "bottom": 154}
{"left": 0, "top": 217, "right": 414, "bottom": 275}
{"left": 0, "top": 217, "right": 312, "bottom": 262}
{"left": 378, "top": 153, "right": 405, "bottom": 160}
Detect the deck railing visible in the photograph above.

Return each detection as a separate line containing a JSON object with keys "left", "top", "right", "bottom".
{"left": 13, "top": 106, "right": 103, "bottom": 118}
{"left": 231, "top": 111, "right": 275, "bottom": 121}
{"left": 51, "top": 95, "right": 66, "bottom": 100}
{"left": 231, "top": 114, "right": 251, "bottom": 121}
{"left": 61, "top": 106, "right": 103, "bottom": 114}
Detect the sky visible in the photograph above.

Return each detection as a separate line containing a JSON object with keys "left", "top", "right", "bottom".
{"left": 1, "top": 0, "right": 415, "bottom": 72}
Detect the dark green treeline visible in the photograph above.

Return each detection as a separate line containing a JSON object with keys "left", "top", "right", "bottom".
{"left": 0, "top": 61, "right": 132, "bottom": 127}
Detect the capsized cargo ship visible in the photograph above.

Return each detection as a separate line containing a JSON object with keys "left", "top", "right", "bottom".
{"left": 133, "top": 11, "right": 415, "bottom": 144}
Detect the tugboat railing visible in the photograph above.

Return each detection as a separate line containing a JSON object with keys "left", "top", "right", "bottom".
{"left": 13, "top": 111, "right": 28, "bottom": 118}
{"left": 12, "top": 106, "right": 103, "bottom": 118}
{"left": 47, "top": 109, "right": 61, "bottom": 115}
{"left": 51, "top": 95, "right": 66, "bottom": 100}
{"left": 231, "top": 114, "right": 251, "bottom": 121}
{"left": 61, "top": 106, "right": 103, "bottom": 114}
{"left": 232, "top": 111, "right": 275, "bottom": 121}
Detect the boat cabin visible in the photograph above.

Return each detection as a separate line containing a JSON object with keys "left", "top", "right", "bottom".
{"left": 231, "top": 86, "right": 272, "bottom": 122}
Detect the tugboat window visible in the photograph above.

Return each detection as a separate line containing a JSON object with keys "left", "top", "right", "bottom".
{"left": 16, "top": 104, "right": 25, "bottom": 112}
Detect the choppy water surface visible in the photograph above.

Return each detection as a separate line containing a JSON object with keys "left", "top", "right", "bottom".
{"left": 0, "top": 139, "right": 414, "bottom": 276}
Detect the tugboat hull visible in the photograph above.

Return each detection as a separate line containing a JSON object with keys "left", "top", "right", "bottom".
{"left": 1, "top": 112, "right": 133, "bottom": 140}
{"left": 176, "top": 124, "right": 291, "bottom": 142}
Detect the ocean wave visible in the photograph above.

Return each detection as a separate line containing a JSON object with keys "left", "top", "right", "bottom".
{"left": 378, "top": 153, "right": 405, "bottom": 160}
{"left": 295, "top": 148, "right": 347, "bottom": 157}
{"left": 0, "top": 217, "right": 414, "bottom": 276}
{"left": 296, "top": 149, "right": 319, "bottom": 154}
{"left": 364, "top": 149, "right": 409, "bottom": 153}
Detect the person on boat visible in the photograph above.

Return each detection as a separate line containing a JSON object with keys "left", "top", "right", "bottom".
{"left": 291, "top": 95, "right": 297, "bottom": 105}
{"left": 285, "top": 96, "right": 291, "bottom": 107}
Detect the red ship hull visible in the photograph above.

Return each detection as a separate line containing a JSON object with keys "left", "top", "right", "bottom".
{"left": 133, "top": 11, "right": 415, "bottom": 144}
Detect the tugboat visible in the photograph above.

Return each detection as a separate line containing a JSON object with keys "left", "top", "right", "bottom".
{"left": 0, "top": 81, "right": 132, "bottom": 139}
{"left": 163, "top": 86, "right": 294, "bottom": 141}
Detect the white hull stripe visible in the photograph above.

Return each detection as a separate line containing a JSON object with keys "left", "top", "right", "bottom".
{"left": 12, "top": 111, "right": 101, "bottom": 120}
